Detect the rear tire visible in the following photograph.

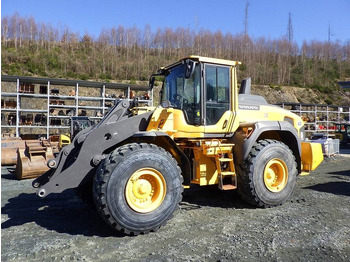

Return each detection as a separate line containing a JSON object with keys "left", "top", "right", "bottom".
{"left": 237, "top": 139, "right": 297, "bottom": 207}
{"left": 93, "top": 143, "right": 183, "bottom": 235}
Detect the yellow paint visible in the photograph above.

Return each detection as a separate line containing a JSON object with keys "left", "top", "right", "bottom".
{"left": 301, "top": 142, "right": 324, "bottom": 172}
{"left": 59, "top": 134, "right": 71, "bottom": 148}
{"left": 146, "top": 107, "right": 176, "bottom": 137}
{"left": 238, "top": 104, "right": 304, "bottom": 135}
{"left": 131, "top": 106, "right": 155, "bottom": 115}
{"left": 192, "top": 148, "right": 218, "bottom": 185}
{"left": 263, "top": 159, "right": 288, "bottom": 192}
{"left": 125, "top": 168, "right": 166, "bottom": 213}
{"left": 147, "top": 108, "right": 238, "bottom": 138}
{"left": 188, "top": 55, "right": 241, "bottom": 67}
{"left": 190, "top": 140, "right": 236, "bottom": 186}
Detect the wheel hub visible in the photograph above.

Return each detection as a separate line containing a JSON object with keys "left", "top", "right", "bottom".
{"left": 133, "top": 180, "right": 152, "bottom": 197}
{"left": 263, "top": 159, "right": 288, "bottom": 192}
{"left": 126, "top": 168, "right": 166, "bottom": 213}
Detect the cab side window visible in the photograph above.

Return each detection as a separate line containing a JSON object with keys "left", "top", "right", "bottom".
{"left": 205, "top": 65, "right": 230, "bottom": 125}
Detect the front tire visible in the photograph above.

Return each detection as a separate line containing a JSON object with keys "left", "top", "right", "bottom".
{"left": 237, "top": 139, "right": 297, "bottom": 207}
{"left": 93, "top": 143, "right": 183, "bottom": 235}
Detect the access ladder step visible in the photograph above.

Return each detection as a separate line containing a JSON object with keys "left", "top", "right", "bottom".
{"left": 218, "top": 158, "right": 233, "bottom": 162}
{"left": 219, "top": 143, "right": 235, "bottom": 147}
{"left": 220, "top": 184, "right": 237, "bottom": 190}
{"left": 221, "top": 171, "right": 235, "bottom": 176}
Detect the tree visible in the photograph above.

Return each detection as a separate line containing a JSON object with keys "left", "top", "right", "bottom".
{"left": 1, "top": 13, "right": 349, "bottom": 89}
{"left": 1, "top": 17, "right": 9, "bottom": 46}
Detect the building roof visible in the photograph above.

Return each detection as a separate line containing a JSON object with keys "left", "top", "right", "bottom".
{"left": 1, "top": 75, "right": 150, "bottom": 90}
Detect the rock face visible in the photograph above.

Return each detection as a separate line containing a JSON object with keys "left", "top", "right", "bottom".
{"left": 251, "top": 85, "right": 350, "bottom": 106}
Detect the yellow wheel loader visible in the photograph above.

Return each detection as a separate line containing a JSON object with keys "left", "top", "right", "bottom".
{"left": 33, "top": 56, "right": 323, "bottom": 235}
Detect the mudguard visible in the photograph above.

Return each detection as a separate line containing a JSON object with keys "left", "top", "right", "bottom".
{"left": 231, "top": 121, "right": 302, "bottom": 172}
{"left": 32, "top": 101, "right": 153, "bottom": 197}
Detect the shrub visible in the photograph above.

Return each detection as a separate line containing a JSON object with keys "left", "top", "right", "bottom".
{"left": 324, "top": 98, "right": 334, "bottom": 105}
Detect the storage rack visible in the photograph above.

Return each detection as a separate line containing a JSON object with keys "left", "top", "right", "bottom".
{"left": 1, "top": 75, "right": 153, "bottom": 138}
{"left": 276, "top": 102, "right": 350, "bottom": 137}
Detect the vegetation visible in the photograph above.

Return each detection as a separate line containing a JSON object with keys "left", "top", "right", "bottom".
{"left": 2, "top": 13, "right": 350, "bottom": 91}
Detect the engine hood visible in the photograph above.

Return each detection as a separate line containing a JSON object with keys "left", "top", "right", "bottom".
{"left": 237, "top": 94, "right": 304, "bottom": 130}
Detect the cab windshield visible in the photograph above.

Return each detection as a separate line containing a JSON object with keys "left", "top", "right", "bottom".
{"left": 161, "top": 63, "right": 201, "bottom": 125}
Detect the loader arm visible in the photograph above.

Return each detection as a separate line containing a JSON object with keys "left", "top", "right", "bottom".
{"left": 32, "top": 100, "right": 153, "bottom": 197}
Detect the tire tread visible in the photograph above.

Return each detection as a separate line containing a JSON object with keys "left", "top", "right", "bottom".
{"left": 237, "top": 139, "right": 297, "bottom": 208}
{"left": 93, "top": 143, "right": 183, "bottom": 235}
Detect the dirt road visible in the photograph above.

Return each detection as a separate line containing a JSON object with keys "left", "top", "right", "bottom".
{"left": 2, "top": 153, "right": 350, "bottom": 261}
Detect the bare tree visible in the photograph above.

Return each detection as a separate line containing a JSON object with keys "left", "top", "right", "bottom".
{"left": 9, "top": 13, "right": 19, "bottom": 49}
{"left": 1, "top": 17, "right": 9, "bottom": 46}
{"left": 28, "top": 16, "right": 37, "bottom": 42}
{"left": 2, "top": 13, "right": 349, "bottom": 88}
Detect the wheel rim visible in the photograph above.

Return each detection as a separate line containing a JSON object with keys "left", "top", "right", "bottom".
{"left": 125, "top": 168, "right": 166, "bottom": 213}
{"left": 263, "top": 159, "right": 288, "bottom": 193}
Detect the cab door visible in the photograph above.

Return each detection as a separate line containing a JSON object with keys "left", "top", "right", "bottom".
{"left": 203, "top": 64, "right": 234, "bottom": 134}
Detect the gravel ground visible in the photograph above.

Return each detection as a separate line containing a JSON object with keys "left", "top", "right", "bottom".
{"left": 2, "top": 151, "right": 350, "bottom": 262}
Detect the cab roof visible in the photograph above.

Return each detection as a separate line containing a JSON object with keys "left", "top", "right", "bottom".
{"left": 188, "top": 55, "right": 241, "bottom": 66}
{"left": 162, "top": 56, "right": 241, "bottom": 71}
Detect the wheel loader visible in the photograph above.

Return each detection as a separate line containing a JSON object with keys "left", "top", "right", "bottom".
{"left": 33, "top": 56, "right": 323, "bottom": 235}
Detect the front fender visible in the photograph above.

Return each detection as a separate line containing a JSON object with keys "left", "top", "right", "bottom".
{"left": 133, "top": 131, "right": 192, "bottom": 185}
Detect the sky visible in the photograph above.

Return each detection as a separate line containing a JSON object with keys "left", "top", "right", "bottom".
{"left": 1, "top": 0, "right": 350, "bottom": 45}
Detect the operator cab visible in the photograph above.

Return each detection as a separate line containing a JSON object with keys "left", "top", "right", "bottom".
{"left": 150, "top": 56, "right": 240, "bottom": 127}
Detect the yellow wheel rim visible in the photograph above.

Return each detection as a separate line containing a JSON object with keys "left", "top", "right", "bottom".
{"left": 263, "top": 159, "right": 288, "bottom": 193}
{"left": 125, "top": 168, "right": 166, "bottom": 213}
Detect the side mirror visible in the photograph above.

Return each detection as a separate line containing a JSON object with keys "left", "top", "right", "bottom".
{"left": 149, "top": 76, "right": 156, "bottom": 88}
{"left": 184, "top": 59, "right": 196, "bottom": 79}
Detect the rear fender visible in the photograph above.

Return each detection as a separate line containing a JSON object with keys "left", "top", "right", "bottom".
{"left": 231, "top": 121, "right": 302, "bottom": 172}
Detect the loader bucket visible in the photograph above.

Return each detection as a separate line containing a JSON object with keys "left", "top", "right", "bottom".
{"left": 15, "top": 140, "right": 55, "bottom": 180}
{"left": 1, "top": 137, "right": 25, "bottom": 166}
{"left": 49, "top": 135, "right": 61, "bottom": 154}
